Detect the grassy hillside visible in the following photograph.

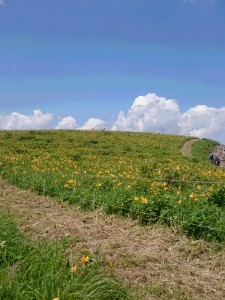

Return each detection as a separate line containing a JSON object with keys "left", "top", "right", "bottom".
{"left": 0, "top": 130, "right": 225, "bottom": 242}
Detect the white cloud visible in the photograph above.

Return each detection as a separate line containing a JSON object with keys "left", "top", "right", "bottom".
{"left": 178, "top": 105, "right": 225, "bottom": 139}
{"left": 55, "top": 116, "right": 78, "bottom": 129}
{"left": 79, "top": 118, "right": 107, "bottom": 130}
{"left": 112, "top": 93, "right": 180, "bottom": 134}
{"left": 0, "top": 109, "right": 53, "bottom": 130}
{"left": 111, "top": 93, "right": 225, "bottom": 143}
{"left": 0, "top": 0, "right": 5, "bottom": 6}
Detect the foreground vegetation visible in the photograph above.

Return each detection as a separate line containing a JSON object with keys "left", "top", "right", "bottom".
{"left": 0, "top": 130, "right": 225, "bottom": 242}
{"left": 0, "top": 212, "right": 132, "bottom": 299}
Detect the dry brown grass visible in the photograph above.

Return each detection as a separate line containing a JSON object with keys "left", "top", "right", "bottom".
{"left": 0, "top": 179, "right": 225, "bottom": 299}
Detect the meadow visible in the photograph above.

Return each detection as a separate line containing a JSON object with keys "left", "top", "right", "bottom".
{"left": 0, "top": 130, "right": 225, "bottom": 242}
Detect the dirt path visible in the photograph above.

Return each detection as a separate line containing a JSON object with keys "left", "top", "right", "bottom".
{"left": 0, "top": 179, "right": 225, "bottom": 299}
{"left": 181, "top": 139, "right": 225, "bottom": 168}
{"left": 180, "top": 139, "right": 199, "bottom": 158}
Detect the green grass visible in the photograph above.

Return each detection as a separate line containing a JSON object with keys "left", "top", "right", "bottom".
{"left": 191, "top": 138, "right": 218, "bottom": 164}
{"left": 0, "top": 212, "right": 133, "bottom": 300}
{"left": 0, "top": 130, "right": 225, "bottom": 242}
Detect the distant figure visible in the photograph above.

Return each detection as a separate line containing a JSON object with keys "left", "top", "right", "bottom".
{"left": 223, "top": 147, "right": 225, "bottom": 155}
{"left": 209, "top": 154, "right": 220, "bottom": 166}
{"left": 214, "top": 156, "right": 220, "bottom": 166}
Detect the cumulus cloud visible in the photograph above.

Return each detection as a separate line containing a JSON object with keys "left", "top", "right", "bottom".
{"left": 55, "top": 116, "right": 78, "bottom": 129}
{"left": 0, "top": 109, "right": 53, "bottom": 130}
{"left": 112, "top": 93, "right": 180, "bottom": 134}
{"left": 111, "top": 93, "right": 225, "bottom": 143}
{"left": 79, "top": 118, "right": 107, "bottom": 130}
{"left": 178, "top": 105, "right": 225, "bottom": 139}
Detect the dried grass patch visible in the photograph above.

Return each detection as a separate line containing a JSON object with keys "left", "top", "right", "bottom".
{"left": 0, "top": 179, "right": 225, "bottom": 299}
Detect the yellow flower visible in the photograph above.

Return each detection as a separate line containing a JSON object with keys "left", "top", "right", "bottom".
{"left": 81, "top": 255, "right": 90, "bottom": 264}
{"left": 52, "top": 298, "right": 60, "bottom": 300}
{"left": 177, "top": 199, "right": 182, "bottom": 204}
{"left": 133, "top": 196, "right": 139, "bottom": 202}
{"left": 141, "top": 197, "right": 148, "bottom": 204}
{"left": 68, "top": 179, "right": 76, "bottom": 184}
{"left": 71, "top": 264, "right": 78, "bottom": 273}
{"left": 64, "top": 183, "right": 68, "bottom": 188}
{"left": 189, "top": 193, "right": 195, "bottom": 198}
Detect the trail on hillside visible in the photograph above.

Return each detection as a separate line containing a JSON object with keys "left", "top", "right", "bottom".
{"left": 0, "top": 179, "right": 225, "bottom": 300}
{"left": 181, "top": 139, "right": 225, "bottom": 168}
{"left": 180, "top": 139, "right": 198, "bottom": 158}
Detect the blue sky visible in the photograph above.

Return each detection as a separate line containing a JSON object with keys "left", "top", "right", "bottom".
{"left": 0, "top": 0, "right": 225, "bottom": 142}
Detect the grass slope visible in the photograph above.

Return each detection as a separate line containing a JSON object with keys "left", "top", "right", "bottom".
{"left": 0, "top": 130, "right": 225, "bottom": 242}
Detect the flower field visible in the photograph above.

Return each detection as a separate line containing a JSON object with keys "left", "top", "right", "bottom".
{"left": 0, "top": 130, "right": 225, "bottom": 241}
